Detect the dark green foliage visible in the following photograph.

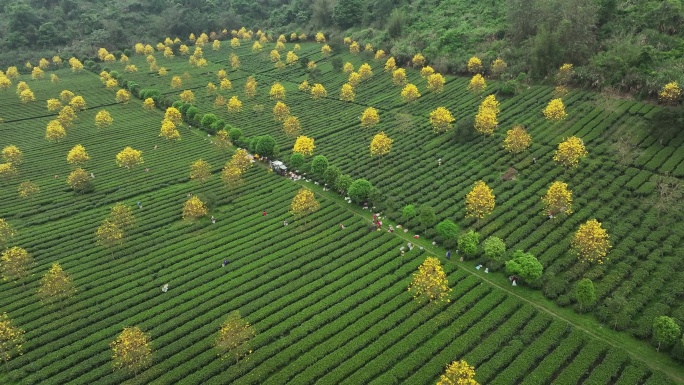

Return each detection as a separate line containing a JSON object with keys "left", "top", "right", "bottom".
{"left": 336, "top": 174, "right": 353, "bottom": 193}
{"left": 401, "top": 204, "right": 416, "bottom": 221}
{"left": 435, "top": 219, "right": 459, "bottom": 247}
{"left": 290, "top": 153, "right": 304, "bottom": 169}
{"left": 482, "top": 236, "right": 506, "bottom": 262}
{"left": 505, "top": 250, "right": 543, "bottom": 283}
{"left": 386, "top": 8, "right": 407, "bottom": 39}
{"left": 200, "top": 113, "right": 218, "bottom": 129}
{"left": 186, "top": 107, "right": 200, "bottom": 121}
{"left": 457, "top": 230, "right": 480, "bottom": 257}
{"left": 333, "top": 0, "right": 363, "bottom": 28}
{"left": 323, "top": 165, "right": 341, "bottom": 187}
{"left": 348, "top": 178, "right": 373, "bottom": 203}
{"left": 140, "top": 89, "right": 161, "bottom": 102}
{"left": 172, "top": 101, "right": 183, "bottom": 109}
{"left": 331, "top": 57, "right": 344, "bottom": 72}
{"left": 653, "top": 316, "right": 681, "bottom": 351}
{"left": 311, "top": 155, "right": 329, "bottom": 175}
{"left": 417, "top": 205, "right": 436, "bottom": 230}
{"left": 228, "top": 127, "right": 242, "bottom": 143}
{"left": 574, "top": 278, "right": 597, "bottom": 312}
{"left": 251, "top": 135, "right": 278, "bottom": 158}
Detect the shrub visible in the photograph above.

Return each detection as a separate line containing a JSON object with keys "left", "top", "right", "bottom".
{"left": 435, "top": 219, "right": 459, "bottom": 247}
{"left": 201, "top": 113, "right": 218, "bottom": 129}
{"left": 457, "top": 230, "right": 480, "bottom": 257}
{"left": 228, "top": 127, "right": 242, "bottom": 143}
{"left": 311, "top": 155, "right": 329, "bottom": 175}
{"left": 348, "top": 179, "right": 372, "bottom": 203}
{"left": 290, "top": 153, "right": 304, "bottom": 169}
{"left": 186, "top": 107, "right": 200, "bottom": 121}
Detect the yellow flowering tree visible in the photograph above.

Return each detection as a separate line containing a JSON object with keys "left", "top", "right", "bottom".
{"left": 321, "top": 44, "right": 332, "bottom": 56}
{"left": 0, "top": 219, "right": 16, "bottom": 248}
{"left": 0, "top": 313, "right": 25, "bottom": 366}
{"left": 427, "top": 73, "right": 446, "bottom": 93}
{"left": 57, "top": 106, "right": 76, "bottom": 128}
{"left": 228, "top": 96, "right": 243, "bottom": 113}
{"left": 165, "top": 107, "right": 183, "bottom": 125}
{"left": 572, "top": 219, "right": 611, "bottom": 264}
{"left": 474, "top": 95, "right": 500, "bottom": 136}
{"left": 502, "top": 125, "right": 532, "bottom": 155}
{"left": 19, "top": 89, "right": 35, "bottom": 103}
{"left": 37, "top": 263, "right": 76, "bottom": 304}
{"left": 143, "top": 98, "right": 156, "bottom": 111}
{"left": 66, "top": 167, "right": 91, "bottom": 193}
{"left": 96, "top": 219, "right": 123, "bottom": 252}
{"left": 543, "top": 98, "right": 567, "bottom": 122}
{"left": 50, "top": 74, "right": 59, "bottom": 83}
{"left": 408, "top": 257, "right": 451, "bottom": 303}
{"left": 216, "top": 311, "right": 256, "bottom": 363}
{"left": 340, "top": 83, "right": 355, "bottom": 102}
{"left": 270, "top": 83, "right": 285, "bottom": 100}
{"left": 555, "top": 63, "right": 574, "bottom": 85}
{"left": 298, "top": 80, "right": 310, "bottom": 92}
{"left": 315, "top": 32, "right": 326, "bottom": 43}
{"left": 182, "top": 196, "right": 208, "bottom": 220}
{"left": 286, "top": 51, "right": 298, "bottom": 64}
{"left": 349, "top": 41, "right": 360, "bottom": 54}
{"left": 231, "top": 54, "right": 240, "bottom": 70}
{"left": 384, "top": 57, "right": 397, "bottom": 73}
{"left": 420, "top": 66, "right": 435, "bottom": 78}
{"left": 6, "top": 66, "right": 19, "bottom": 80}
{"left": 375, "top": 49, "right": 386, "bottom": 60}
{"left": 542, "top": 181, "right": 573, "bottom": 217}
{"left": 412, "top": 53, "right": 426, "bottom": 67}
{"left": 115, "top": 147, "right": 144, "bottom": 170}
{"left": 244, "top": 76, "right": 257, "bottom": 98}
{"left": 270, "top": 49, "right": 281, "bottom": 62}
{"left": 47, "top": 98, "right": 61, "bottom": 112}
{"left": 465, "top": 180, "right": 495, "bottom": 219}
{"left": 214, "top": 130, "right": 231, "bottom": 151}
{"left": 45, "top": 120, "right": 66, "bottom": 142}
{"left": 467, "top": 74, "right": 486, "bottom": 95}
{"left": 2, "top": 145, "right": 22, "bottom": 165}
{"left": 437, "top": 360, "right": 479, "bottom": 385}
{"left": 190, "top": 160, "right": 211, "bottom": 184}
{"left": 109, "top": 203, "right": 135, "bottom": 232}
{"left": 18, "top": 181, "right": 40, "bottom": 198}
{"left": 179, "top": 90, "right": 195, "bottom": 104}
{"left": 0, "top": 163, "right": 17, "bottom": 179}
{"left": 310, "top": 84, "right": 327, "bottom": 100}
{"left": 220, "top": 78, "right": 232, "bottom": 91}
{"left": 31, "top": 67, "right": 44, "bottom": 80}
{"left": 252, "top": 41, "right": 263, "bottom": 53}
{"left": 290, "top": 188, "right": 320, "bottom": 221}
{"left": 67, "top": 144, "right": 90, "bottom": 165}
{"left": 553, "top": 136, "right": 587, "bottom": 169}
{"left": 206, "top": 82, "right": 217, "bottom": 95}
{"left": 392, "top": 68, "right": 407, "bottom": 86}
{"left": 467, "top": 57, "right": 483, "bottom": 73}
{"left": 490, "top": 58, "right": 507, "bottom": 78}
{"left": 283, "top": 115, "right": 302, "bottom": 136}
{"left": 95, "top": 110, "right": 113, "bottom": 128}
{"left": 115, "top": 89, "right": 131, "bottom": 103}
{"left": 360, "top": 107, "right": 380, "bottom": 128}
{"left": 159, "top": 119, "right": 180, "bottom": 140}
{"left": 370, "top": 132, "right": 393, "bottom": 157}
{"left": 272, "top": 101, "right": 290, "bottom": 121}
{"left": 171, "top": 75, "right": 182, "bottom": 89}
{"left": 400, "top": 84, "right": 421, "bottom": 102}
{"left": 293, "top": 136, "right": 315, "bottom": 156}
{"left": 110, "top": 326, "right": 152, "bottom": 377}
{"left": 348, "top": 72, "right": 361, "bottom": 87}
{"left": 358, "top": 63, "right": 372, "bottom": 81}
{"left": 429, "top": 107, "right": 455, "bottom": 133}
{"left": 343, "top": 62, "right": 354, "bottom": 74}
{"left": 659, "top": 82, "right": 681, "bottom": 105}
{"left": 0, "top": 75, "right": 11, "bottom": 91}
{"left": 1, "top": 246, "right": 32, "bottom": 283}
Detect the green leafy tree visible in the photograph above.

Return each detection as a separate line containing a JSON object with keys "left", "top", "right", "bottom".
{"left": 348, "top": 179, "right": 373, "bottom": 203}
{"left": 435, "top": 220, "right": 459, "bottom": 247}
{"left": 505, "top": 250, "right": 543, "bottom": 283}
{"left": 482, "top": 236, "right": 506, "bottom": 262}
{"left": 228, "top": 127, "right": 242, "bottom": 143}
{"left": 418, "top": 205, "right": 436, "bottom": 230}
{"left": 653, "top": 316, "right": 681, "bottom": 352}
{"left": 336, "top": 174, "right": 353, "bottom": 194}
{"left": 574, "top": 278, "right": 596, "bottom": 312}
{"left": 402, "top": 204, "right": 416, "bottom": 221}
{"left": 457, "top": 230, "right": 480, "bottom": 257}
{"left": 323, "top": 165, "right": 340, "bottom": 187}
{"left": 290, "top": 153, "right": 304, "bottom": 169}
{"left": 311, "top": 155, "right": 329, "bottom": 175}
{"left": 333, "top": 0, "right": 363, "bottom": 28}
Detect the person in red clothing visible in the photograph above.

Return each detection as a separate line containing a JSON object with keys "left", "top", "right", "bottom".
{"left": 262, "top": 210, "right": 267, "bottom": 216}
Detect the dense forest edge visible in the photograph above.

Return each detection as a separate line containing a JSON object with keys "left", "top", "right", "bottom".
{"left": 1, "top": 0, "right": 684, "bottom": 99}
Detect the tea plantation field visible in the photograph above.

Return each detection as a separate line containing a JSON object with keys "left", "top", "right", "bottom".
{"left": 0, "top": 37, "right": 682, "bottom": 384}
